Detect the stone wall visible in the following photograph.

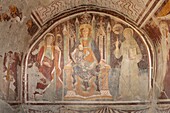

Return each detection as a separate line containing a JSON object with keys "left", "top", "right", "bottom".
{"left": 0, "top": 0, "right": 170, "bottom": 113}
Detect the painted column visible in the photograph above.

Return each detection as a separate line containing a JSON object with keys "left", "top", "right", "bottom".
{"left": 92, "top": 16, "right": 96, "bottom": 40}
{"left": 63, "top": 24, "right": 69, "bottom": 65}
{"left": 98, "top": 18, "right": 106, "bottom": 60}
{"left": 106, "top": 22, "right": 111, "bottom": 64}
{"left": 75, "top": 18, "right": 79, "bottom": 40}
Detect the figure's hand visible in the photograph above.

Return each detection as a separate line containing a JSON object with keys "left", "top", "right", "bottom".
{"left": 43, "top": 62, "right": 51, "bottom": 67}
{"left": 89, "top": 62, "right": 97, "bottom": 69}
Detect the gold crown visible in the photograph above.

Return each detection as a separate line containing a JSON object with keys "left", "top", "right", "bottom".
{"left": 80, "top": 12, "right": 92, "bottom": 24}
{"left": 79, "top": 24, "right": 92, "bottom": 31}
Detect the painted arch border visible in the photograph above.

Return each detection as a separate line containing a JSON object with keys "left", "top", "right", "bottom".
{"left": 24, "top": 11, "right": 155, "bottom": 104}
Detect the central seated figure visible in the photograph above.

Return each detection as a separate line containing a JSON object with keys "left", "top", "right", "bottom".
{"left": 64, "top": 24, "right": 112, "bottom": 100}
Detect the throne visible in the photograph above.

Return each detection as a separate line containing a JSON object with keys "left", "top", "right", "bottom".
{"left": 63, "top": 15, "right": 112, "bottom": 100}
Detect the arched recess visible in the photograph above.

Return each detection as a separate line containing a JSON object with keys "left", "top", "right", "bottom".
{"left": 24, "top": 8, "right": 155, "bottom": 104}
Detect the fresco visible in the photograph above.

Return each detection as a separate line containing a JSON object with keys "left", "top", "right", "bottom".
{"left": 0, "top": 5, "right": 24, "bottom": 23}
{"left": 143, "top": 0, "right": 170, "bottom": 100}
{"left": 26, "top": 19, "right": 39, "bottom": 36}
{"left": 2, "top": 51, "right": 22, "bottom": 101}
{"left": 26, "top": 13, "right": 151, "bottom": 102}
{"left": 2, "top": 0, "right": 170, "bottom": 112}
{"left": 156, "top": 14, "right": 170, "bottom": 99}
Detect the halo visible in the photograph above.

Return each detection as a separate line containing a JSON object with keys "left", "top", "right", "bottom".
{"left": 112, "top": 24, "right": 124, "bottom": 35}
{"left": 55, "top": 34, "right": 62, "bottom": 44}
{"left": 44, "top": 33, "right": 55, "bottom": 42}
{"left": 56, "top": 34, "right": 62, "bottom": 39}
{"left": 123, "top": 28, "right": 133, "bottom": 36}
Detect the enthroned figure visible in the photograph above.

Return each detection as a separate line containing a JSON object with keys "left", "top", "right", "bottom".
{"left": 33, "top": 33, "right": 62, "bottom": 100}
{"left": 64, "top": 24, "right": 112, "bottom": 100}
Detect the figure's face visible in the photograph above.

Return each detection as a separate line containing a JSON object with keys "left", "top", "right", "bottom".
{"left": 8, "top": 53, "right": 12, "bottom": 58}
{"left": 82, "top": 27, "right": 89, "bottom": 38}
{"left": 112, "top": 25, "right": 123, "bottom": 35}
{"left": 78, "top": 45, "right": 83, "bottom": 50}
{"left": 123, "top": 29, "right": 133, "bottom": 39}
{"left": 46, "top": 36, "right": 54, "bottom": 45}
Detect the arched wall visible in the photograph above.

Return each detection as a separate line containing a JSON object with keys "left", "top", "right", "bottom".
{"left": 1, "top": 0, "right": 170, "bottom": 112}
{"left": 24, "top": 9, "right": 155, "bottom": 104}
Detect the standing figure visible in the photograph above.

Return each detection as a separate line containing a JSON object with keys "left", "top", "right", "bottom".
{"left": 159, "top": 21, "right": 170, "bottom": 93}
{"left": 114, "top": 28, "right": 142, "bottom": 100}
{"left": 152, "top": 14, "right": 170, "bottom": 98}
{"left": 35, "top": 33, "right": 62, "bottom": 98}
{"left": 3, "top": 51, "right": 21, "bottom": 100}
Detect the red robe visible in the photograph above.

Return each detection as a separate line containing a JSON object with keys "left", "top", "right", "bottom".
{"left": 36, "top": 46, "right": 62, "bottom": 91}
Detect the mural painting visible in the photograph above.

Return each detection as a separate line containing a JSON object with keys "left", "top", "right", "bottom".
{"left": 0, "top": 5, "right": 24, "bottom": 23}
{"left": 160, "top": 15, "right": 170, "bottom": 99}
{"left": 26, "top": 19, "right": 39, "bottom": 36}
{"left": 157, "top": 15, "right": 170, "bottom": 99}
{"left": 143, "top": 0, "right": 170, "bottom": 99}
{"left": 27, "top": 32, "right": 63, "bottom": 101}
{"left": 26, "top": 13, "right": 150, "bottom": 102}
{"left": 113, "top": 27, "right": 143, "bottom": 100}
{"left": 2, "top": 51, "right": 22, "bottom": 101}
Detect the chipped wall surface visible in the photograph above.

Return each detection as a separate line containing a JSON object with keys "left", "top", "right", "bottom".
{"left": 26, "top": 13, "right": 151, "bottom": 103}
{"left": 0, "top": 0, "right": 170, "bottom": 113}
